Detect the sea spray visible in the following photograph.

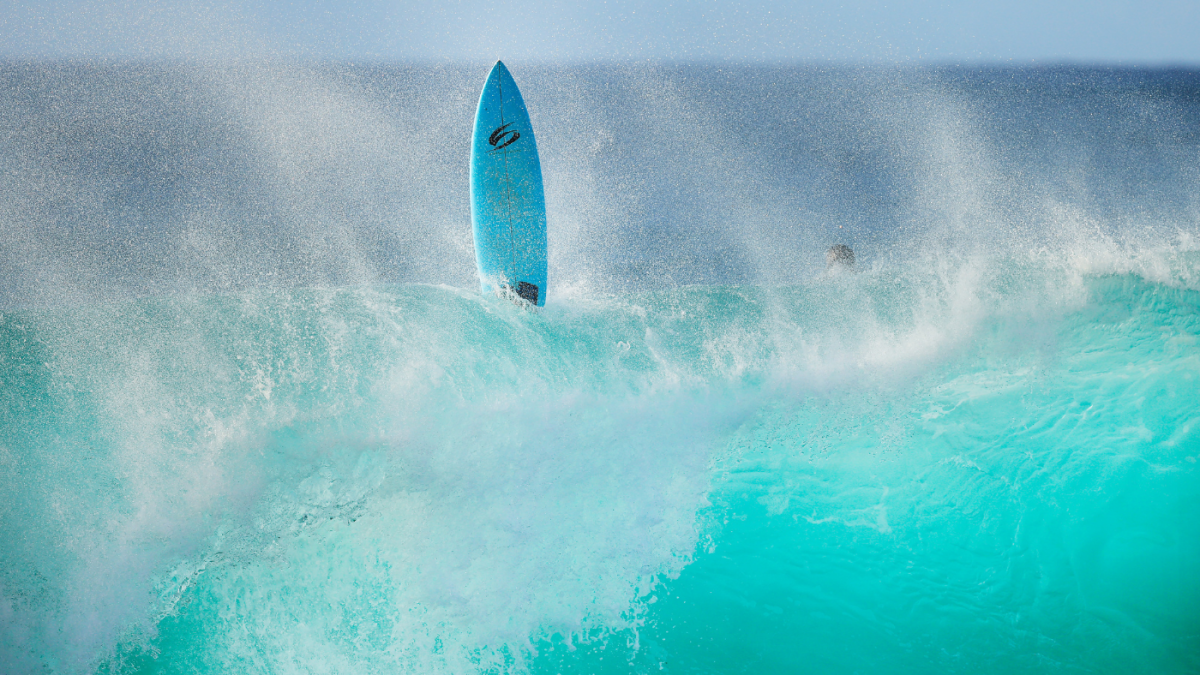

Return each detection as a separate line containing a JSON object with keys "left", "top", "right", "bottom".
{"left": 1, "top": 62, "right": 1198, "bottom": 674}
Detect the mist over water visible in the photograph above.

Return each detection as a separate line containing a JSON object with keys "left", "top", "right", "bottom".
{"left": 1, "top": 62, "right": 1198, "bottom": 674}
{"left": 6, "top": 62, "right": 1197, "bottom": 305}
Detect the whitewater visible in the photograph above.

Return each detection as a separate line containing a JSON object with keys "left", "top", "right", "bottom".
{"left": 1, "top": 63, "right": 1198, "bottom": 674}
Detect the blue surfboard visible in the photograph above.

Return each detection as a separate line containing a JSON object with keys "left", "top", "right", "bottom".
{"left": 470, "top": 61, "right": 548, "bottom": 307}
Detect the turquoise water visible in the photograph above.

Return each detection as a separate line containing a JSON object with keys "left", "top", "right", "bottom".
{"left": 3, "top": 246, "right": 1198, "bottom": 673}
{"left": 3, "top": 62, "right": 1200, "bottom": 673}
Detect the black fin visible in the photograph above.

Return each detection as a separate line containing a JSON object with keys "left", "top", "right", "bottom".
{"left": 515, "top": 282, "right": 539, "bottom": 305}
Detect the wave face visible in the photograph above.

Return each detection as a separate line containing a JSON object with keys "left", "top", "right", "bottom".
{"left": 1, "top": 63, "right": 1199, "bottom": 674}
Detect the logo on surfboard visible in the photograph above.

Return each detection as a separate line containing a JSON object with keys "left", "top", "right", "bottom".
{"left": 488, "top": 123, "right": 521, "bottom": 151}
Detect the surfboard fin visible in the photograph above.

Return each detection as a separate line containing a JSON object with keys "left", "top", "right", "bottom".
{"left": 498, "top": 281, "right": 540, "bottom": 306}
{"left": 514, "top": 282, "right": 539, "bottom": 305}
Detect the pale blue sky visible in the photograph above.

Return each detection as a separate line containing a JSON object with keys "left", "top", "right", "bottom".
{"left": 2, "top": 0, "right": 1197, "bottom": 63}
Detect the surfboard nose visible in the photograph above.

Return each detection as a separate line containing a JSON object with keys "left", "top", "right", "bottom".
{"left": 486, "top": 61, "right": 509, "bottom": 89}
